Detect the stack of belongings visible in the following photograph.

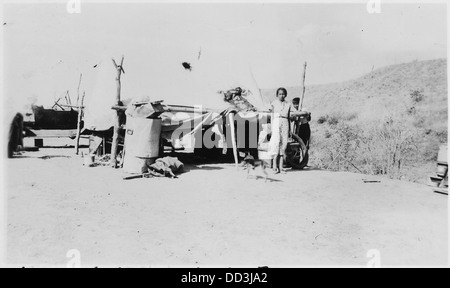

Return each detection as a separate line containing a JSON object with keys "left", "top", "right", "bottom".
{"left": 220, "top": 87, "right": 257, "bottom": 112}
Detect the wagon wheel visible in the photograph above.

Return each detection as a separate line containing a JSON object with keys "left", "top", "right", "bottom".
{"left": 286, "top": 133, "right": 309, "bottom": 170}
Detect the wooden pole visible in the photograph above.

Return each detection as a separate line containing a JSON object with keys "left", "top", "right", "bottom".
{"left": 228, "top": 112, "right": 239, "bottom": 169}
{"left": 75, "top": 91, "right": 85, "bottom": 155}
{"left": 74, "top": 74, "right": 83, "bottom": 155}
{"left": 60, "top": 104, "right": 85, "bottom": 109}
{"left": 75, "top": 74, "right": 82, "bottom": 107}
{"left": 52, "top": 98, "right": 65, "bottom": 111}
{"left": 110, "top": 55, "right": 125, "bottom": 168}
{"left": 68, "top": 91, "right": 72, "bottom": 106}
{"left": 111, "top": 104, "right": 221, "bottom": 114}
{"left": 299, "top": 61, "right": 307, "bottom": 111}
{"left": 65, "top": 91, "right": 70, "bottom": 106}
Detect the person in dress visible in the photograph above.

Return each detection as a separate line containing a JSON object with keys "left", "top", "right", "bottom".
{"left": 268, "top": 88, "right": 296, "bottom": 174}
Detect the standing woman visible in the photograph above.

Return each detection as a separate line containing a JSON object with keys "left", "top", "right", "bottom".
{"left": 268, "top": 88, "right": 295, "bottom": 173}
{"left": 8, "top": 113, "right": 24, "bottom": 158}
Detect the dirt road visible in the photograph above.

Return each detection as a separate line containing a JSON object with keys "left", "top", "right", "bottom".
{"left": 3, "top": 146, "right": 448, "bottom": 267}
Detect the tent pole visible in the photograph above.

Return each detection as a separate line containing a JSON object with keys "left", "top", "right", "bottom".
{"left": 74, "top": 91, "right": 85, "bottom": 155}
{"left": 110, "top": 56, "right": 125, "bottom": 168}
{"left": 74, "top": 74, "right": 83, "bottom": 155}
{"left": 300, "top": 61, "right": 307, "bottom": 111}
{"left": 228, "top": 113, "right": 239, "bottom": 169}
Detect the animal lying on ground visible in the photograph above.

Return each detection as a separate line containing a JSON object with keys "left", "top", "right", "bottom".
{"left": 148, "top": 163, "right": 178, "bottom": 178}
{"left": 148, "top": 156, "right": 184, "bottom": 178}
{"left": 123, "top": 157, "right": 184, "bottom": 180}
{"left": 242, "top": 153, "right": 269, "bottom": 182}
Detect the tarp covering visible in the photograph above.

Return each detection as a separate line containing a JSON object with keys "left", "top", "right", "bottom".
{"left": 83, "top": 55, "right": 121, "bottom": 131}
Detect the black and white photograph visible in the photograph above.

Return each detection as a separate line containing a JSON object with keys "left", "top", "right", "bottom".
{"left": 0, "top": 0, "right": 448, "bottom": 269}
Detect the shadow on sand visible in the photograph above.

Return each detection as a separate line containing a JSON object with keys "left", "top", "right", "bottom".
{"left": 8, "top": 154, "right": 71, "bottom": 160}
{"left": 182, "top": 165, "right": 224, "bottom": 172}
{"left": 292, "top": 166, "right": 322, "bottom": 172}
{"left": 251, "top": 175, "right": 283, "bottom": 183}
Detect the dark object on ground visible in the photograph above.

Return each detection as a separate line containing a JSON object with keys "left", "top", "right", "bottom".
{"left": 8, "top": 113, "right": 24, "bottom": 158}
{"left": 123, "top": 157, "right": 184, "bottom": 180}
{"left": 123, "top": 170, "right": 161, "bottom": 180}
{"left": 362, "top": 179, "right": 381, "bottom": 183}
{"left": 147, "top": 156, "right": 184, "bottom": 178}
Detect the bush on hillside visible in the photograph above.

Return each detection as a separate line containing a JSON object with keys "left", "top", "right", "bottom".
{"left": 410, "top": 88, "right": 425, "bottom": 103}
{"left": 316, "top": 113, "right": 351, "bottom": 126}
{"left": 310, "top": 113, "right": 421, "bottom": 180}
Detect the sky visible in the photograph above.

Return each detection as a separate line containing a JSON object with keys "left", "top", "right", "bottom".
{"left": 0, "top": 1, "right": 447, "bottom": 114}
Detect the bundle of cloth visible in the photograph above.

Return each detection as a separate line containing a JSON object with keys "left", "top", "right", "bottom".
{"left": 220, "top": 87, "right": 257, "bottom": 112}
{"left": 146, "top": 156, "right": 184, "bottom": 178}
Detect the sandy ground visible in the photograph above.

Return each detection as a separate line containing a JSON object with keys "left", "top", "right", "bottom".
{"left": 3, "top": 139, "right": 448, "bottom": 267}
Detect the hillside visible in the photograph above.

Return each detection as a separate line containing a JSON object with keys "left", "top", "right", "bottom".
{"left": 262, "top": 58, "right": 447, "bottom": 132}
{"left": 263, "top": 59, "right": 448, "bottom": 183}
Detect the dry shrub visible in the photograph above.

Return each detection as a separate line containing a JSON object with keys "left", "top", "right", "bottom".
{"left": 410, "top": 88, "right": 425, "bottom": 103}
{"left": 316, "top": 112, "right": 356, "bottom": 126}
{"left": 358, "top": 116, "right": 419, "bottom": 179}
{"left": 310, "top": 113, "right": 421, "bottom": 180}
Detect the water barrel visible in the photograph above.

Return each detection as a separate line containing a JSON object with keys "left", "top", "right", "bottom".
{"left": 123, "top": 117, "right": 162, "bottom": 174}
